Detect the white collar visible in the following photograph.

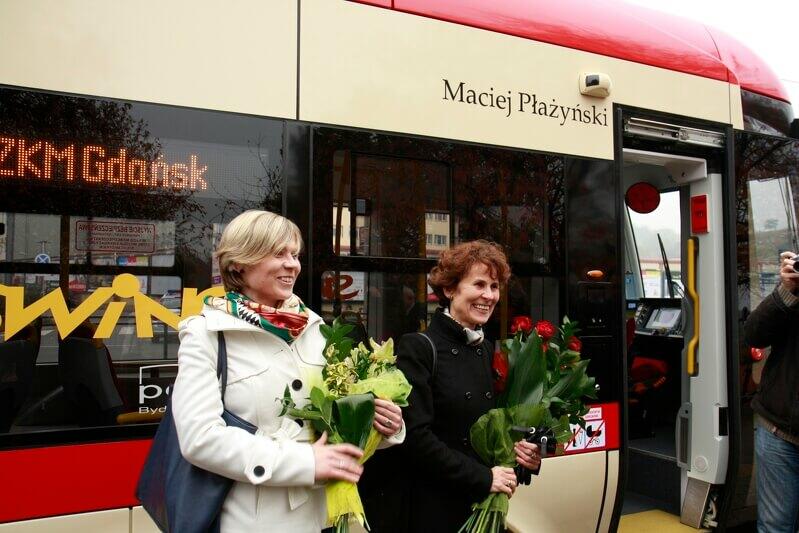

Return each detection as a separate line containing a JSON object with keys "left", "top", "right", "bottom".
{"left": 443, "top": 308, "right": 485, "bottom": 346}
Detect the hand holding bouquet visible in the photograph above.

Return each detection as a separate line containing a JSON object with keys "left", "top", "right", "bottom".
{"left": 460, "top": 316, "right": 598, "bottom": 533}
{"left": 279, "top": 319, "right": 412, "bottom": 532}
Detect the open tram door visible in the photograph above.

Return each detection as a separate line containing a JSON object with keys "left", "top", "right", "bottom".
{"left": 619, "top": 115, "right": 743, "bottom": 531}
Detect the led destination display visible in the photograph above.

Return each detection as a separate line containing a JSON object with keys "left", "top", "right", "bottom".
{"left": 0, "top": 135, "right": 208, "bottom": 190}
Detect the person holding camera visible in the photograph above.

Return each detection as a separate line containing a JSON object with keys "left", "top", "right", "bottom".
{"left": 744, "top": 250, "right": 799, "bottom": 533}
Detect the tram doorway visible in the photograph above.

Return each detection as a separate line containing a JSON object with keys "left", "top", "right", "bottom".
{"left": 621, "top": 141, "right": 729, "bottom": 531}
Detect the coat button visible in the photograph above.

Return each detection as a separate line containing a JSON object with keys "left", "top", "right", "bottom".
{"left": 465, "top": 391, "right": 472, "bottom": 400}
{"left": 462, "top": 437, "right": 469, "bottom": 447}
{"left": 451, "top": 348, "right": 459, "bottom": 355}
{"left": 485, "top": 391, "right": 493, "bottom": 400}
{"left": 253, "top": 465, "right": 265, "bottom": 477}
{"left": 476, "top": 348, "right": 483, "bottom": 356}
{"left": 294, "top": 418, "right": 304, "bottom": 427}
{"left": 292, "top": 379, "right": 303, "bottom": 391}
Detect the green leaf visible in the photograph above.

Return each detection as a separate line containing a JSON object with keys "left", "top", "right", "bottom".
{"left": 552, "top": 415, "right": 573, "bottom": 445}
{"left": 310, "top": 387, "right": 326, "bottom": 409}
{"left": 559, "top": 351, "right": 581, "bottom": 365}
{"left": 508, "top": 403, "right": 547, "bottom": 429}
{"left": 505, "top": 333, "right": 547, "bottom": 407}
{"left": 332, "top": 393, "right": 375, "bottom": 449}
{"left": 545, "top": 359, "right": 590, "bottom": 401}
{"left": 277, "top": 385, "right": 296, "bottom": 417}
{"left": 347, "top": 368, "right": 412, "bottom": 406}
{"left": 545, "top": 348, "right": 559, "bottom": 374}
{"left": 469, "top": 408, "right": 515, "bottom": 467}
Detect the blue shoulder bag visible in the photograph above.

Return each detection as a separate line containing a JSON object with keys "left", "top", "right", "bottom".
{"left": 136, "top": 331, "right": 257, "bottom": 532}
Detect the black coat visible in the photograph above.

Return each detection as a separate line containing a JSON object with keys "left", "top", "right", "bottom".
{"left": 744, "top": 284, "right": 799, "bottom": 436}
{"left": 372, "top": 309, "right": 495, "bottom": 532}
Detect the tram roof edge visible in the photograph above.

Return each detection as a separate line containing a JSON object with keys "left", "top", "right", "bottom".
{"left": 353, "top": 0, "right": 790, "bottom": 105}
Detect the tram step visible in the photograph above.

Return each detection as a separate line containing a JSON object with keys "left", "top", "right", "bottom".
{"left": 627, "top": 446, "right": 680, "bottom": 514}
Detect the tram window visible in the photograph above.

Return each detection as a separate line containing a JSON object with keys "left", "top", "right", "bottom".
{"left": 453, "top": 155, "right": 560, "bottom": 268}
{"left": 319, "top": 270, "right": 560, "bottom": 346}
{"left": 0, "top": 87, "right": 294, "bottom": 443}
{"left": 320, "top": 271, "right": 430, "bottom": 341}
{"left": 735, "top": 132, "right": 799, "bottom": 315}
{"left": 627, "top": 191, "right": 682, "bottom": 298}
{"left": 2, "top": 213, "right": 176, "bottom": 267}
{"left": 316, "top": 127, "right": 564, "bottom": 271}
{"left": 331, "top": 152, "right": 449, "bottom": 258}
{"left": 745, "top": 179, "right": 797, "bottom": 299}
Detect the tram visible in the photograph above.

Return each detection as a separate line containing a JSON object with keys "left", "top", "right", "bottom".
{"left": 0, "top": 1, "right": 795, "bottom": 531}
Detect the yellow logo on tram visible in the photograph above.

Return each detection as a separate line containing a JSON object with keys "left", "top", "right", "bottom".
{"left": 0, "top": 274, "right": 224, "bottom": 339}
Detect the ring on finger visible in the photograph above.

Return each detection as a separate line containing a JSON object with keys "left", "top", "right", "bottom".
{"left": 385, "top": 418, "right": 393, "bottom": 428}
{"left": 338, "top": 459, "right": 344, "bottom": 470}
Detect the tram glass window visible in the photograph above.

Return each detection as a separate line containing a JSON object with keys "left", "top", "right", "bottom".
{"left": 314, "top": 127, "right": 566, "bottom": 344}
{"left": 627, "top": 191, "right": 682, "bottom": 298}
{"left": 331, "top": 152, "right": 449, "bottom": 258}
{"left": 735, "top": 132, "right": 799, "bottom": 396}
{"left": 319, "top": 127, "right": 563, "bottom": 269}
{"left": 0, "top": 87, "right": 290, "bottom": 442}
{"left": 320, "top": 270, "right": 431, "bottom": 341}
{"left": 452, "top": 152, "right": 561, "bottom": 268}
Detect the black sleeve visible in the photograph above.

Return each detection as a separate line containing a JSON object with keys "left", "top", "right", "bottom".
{"left": 396, "top": 333, "right": 493, "bottom": 501}
{"left": 744, "top": 285, "right": 799, "bottom": 348}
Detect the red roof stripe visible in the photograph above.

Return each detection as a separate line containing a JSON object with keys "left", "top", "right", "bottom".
{"left": 353, "top": 0, "right": 789, "bottom": 103}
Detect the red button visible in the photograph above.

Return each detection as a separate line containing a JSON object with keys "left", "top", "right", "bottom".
{"left": 750, "top": 347, "right": 765, "bottom": 362}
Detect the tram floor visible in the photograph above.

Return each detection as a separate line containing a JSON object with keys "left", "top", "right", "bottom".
{"left": 618, "top": 508, "right": 710, "bottom": 532}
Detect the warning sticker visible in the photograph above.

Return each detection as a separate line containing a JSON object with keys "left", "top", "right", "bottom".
{"left": 75, "top": 220, "right": 156, "bottom": 253}
{"left": 562, "top": 402, "right": 620, "bottom": 454}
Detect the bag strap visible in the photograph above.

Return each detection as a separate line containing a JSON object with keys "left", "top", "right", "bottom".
{"left": 417, "top": 332, "right": 437, "bottom": 378}
{"left": 199, "top": 313, "right": 229, "bottom": 403}
{"left": 216, "top": 332, "right": 229, "bottom": 402}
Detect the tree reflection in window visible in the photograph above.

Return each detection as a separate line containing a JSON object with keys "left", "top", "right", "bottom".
{"left": 315, "top": 127, "right": 564, "bottom": 272}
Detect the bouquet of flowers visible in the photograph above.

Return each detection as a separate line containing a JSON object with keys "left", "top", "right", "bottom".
{"left": 460, "top": 316, "right": 598, "bottom": 533}
{"left": 279, "top": 319, "right": 412, "bottom": 533}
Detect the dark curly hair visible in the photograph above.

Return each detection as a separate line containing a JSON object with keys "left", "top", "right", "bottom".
{"left": 428, "top": 240, "right": 510, "bottom": 306}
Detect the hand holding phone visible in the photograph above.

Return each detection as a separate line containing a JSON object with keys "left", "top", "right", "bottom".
{"left": 780, "top": 251, "right": 799, "bottom": 294}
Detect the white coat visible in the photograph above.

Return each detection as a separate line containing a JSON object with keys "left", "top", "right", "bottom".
{"left": 171, "top": 304, "right": 404, "bottom": 532}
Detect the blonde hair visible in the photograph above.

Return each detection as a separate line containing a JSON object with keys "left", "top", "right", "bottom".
{"left": 215, "top": 210, "right": 303, "bottom": 293}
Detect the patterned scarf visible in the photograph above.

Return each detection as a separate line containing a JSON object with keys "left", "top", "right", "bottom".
{"left": 204, "top": 292, "right": 309, "bottom": 343}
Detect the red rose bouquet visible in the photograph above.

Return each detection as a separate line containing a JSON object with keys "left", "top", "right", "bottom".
{"left": 463, "top": 316, "right": 598, "bottom": 533}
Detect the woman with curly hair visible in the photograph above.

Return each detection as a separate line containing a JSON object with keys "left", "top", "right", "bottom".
{"left": 364, "top": 240, "right": 541, "bottom": 532}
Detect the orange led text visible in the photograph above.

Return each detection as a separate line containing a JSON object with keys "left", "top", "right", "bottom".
{"left": 0, "top": 136, "right": 207, "bottom": 190}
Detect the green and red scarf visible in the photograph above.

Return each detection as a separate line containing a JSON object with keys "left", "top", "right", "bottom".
{"left": 204, "top": 292, "right": 309, "bottom": 343}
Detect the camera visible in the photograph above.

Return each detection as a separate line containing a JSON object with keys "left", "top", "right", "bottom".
{"left": 579, "top": 72, "right": 612, "bottom": 98}
{"left": 511, "top": 425, "right": 558, "bottom": 485}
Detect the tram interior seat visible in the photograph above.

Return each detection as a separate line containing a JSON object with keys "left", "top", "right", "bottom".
{"left": 627, "top": 300, "right": 684, "bottom": 440}
{"left": 58, "top": 337, "right": 125, "bottom": 427}
{"left": 628, "top": 353, "right": 669, "bottom": 439}
{"left": 0, "top": 335, "right": 40, "bottom": 433}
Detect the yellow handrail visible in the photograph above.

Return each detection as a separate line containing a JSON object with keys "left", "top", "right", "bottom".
{"left": 686, "top": 237, "right": 699, "bottom": 376}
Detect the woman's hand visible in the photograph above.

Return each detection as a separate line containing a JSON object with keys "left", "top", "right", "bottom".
{"left": 311, "top": 431, "right": 364, "bottom": 483}
{"left": 514, "top": 440, "right": 541, "bottom": 471}
{"left": 373, "top": 398, "right": 403, "bottom": 437}
{"left": 489, "top": 466, "right": 517, "bottom": 497}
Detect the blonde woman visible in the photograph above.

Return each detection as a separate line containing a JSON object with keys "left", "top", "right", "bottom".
{"left": 171, "top": 210, "right": 405, "bottom": 532}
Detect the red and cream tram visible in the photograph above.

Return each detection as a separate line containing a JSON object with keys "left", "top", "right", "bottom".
{"left": 0, "top": 1, "right": 795, "bottom": 531}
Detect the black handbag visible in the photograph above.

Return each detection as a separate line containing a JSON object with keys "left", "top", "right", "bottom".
{"left": 136, "top": 331, "right": 257, "bottom": 533}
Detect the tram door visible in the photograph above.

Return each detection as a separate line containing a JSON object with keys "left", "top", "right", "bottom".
{"left": 621, "top": 141, "right": 730, "bottom": 529}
